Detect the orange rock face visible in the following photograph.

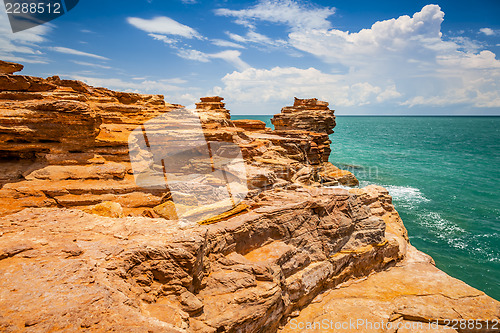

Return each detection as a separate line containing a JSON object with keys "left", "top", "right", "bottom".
{"left": 269, "top": 97, "right": 336, "bottom": 164}
{"left": 280, "top": 246, "right": 500, "bottom": 333}
{"left": 0, "top": 186, "right": 401, "bottom": 332}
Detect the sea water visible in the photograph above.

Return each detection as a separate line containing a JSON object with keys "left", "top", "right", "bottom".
{"left": 232, "top": 115, "right": 500, "bottom": 300}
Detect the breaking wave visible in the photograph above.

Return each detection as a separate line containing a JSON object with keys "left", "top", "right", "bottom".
{"left": 384, "top": 185, "right": 430, "bottom": 208}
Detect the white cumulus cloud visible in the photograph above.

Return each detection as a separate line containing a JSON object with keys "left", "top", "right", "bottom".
{"left": 217, "top": 4, "right": 500, "bottom": 109}
{"left": 214, "top": 66, "right": 401, "bottom": 114}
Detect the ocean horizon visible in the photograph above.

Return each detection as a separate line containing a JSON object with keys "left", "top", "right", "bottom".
{"left": 233, "top": 114, "right": 500, "bottom": 301}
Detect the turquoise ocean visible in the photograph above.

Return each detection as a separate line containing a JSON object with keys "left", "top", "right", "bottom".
{"left": 232, "top": 115, "right": 500, "bottom": 300}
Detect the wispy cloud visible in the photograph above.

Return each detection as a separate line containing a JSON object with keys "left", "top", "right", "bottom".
{"left": 211, "top": 39, "right": 246, "bottom": 49}
{"left": 128, "top": 14, "right": 248, "bottom": 70}
{"left": 71, "top": 60, "right": 112, "bottom": 69}
{"left": 226, "top": 30, "right": 287, "bottom": 48}
{"left": 0, "top": 8, "right": 50, "bottom": 63}
{"left": 177, "top": 49, "right": 210, "bottom": 62}
{"left": 215, "top": 0, "right": 335, "bottom": 31}
{"left": 127, "top": 16, "right": 203, "bottom": 39}
{"left": 49, "top": 46, "right": 109, "bottom": 60}
{"left": 70, "top": 75, "right": 183, "bottom": 93}
{"left": 148, "top": 33, "right": 178, "bottom": 44}
{"left": 215, "top": 1, "right": 321, "bottom": 51}
{"left": 177, "top": 49, "right": 250, "bottom": 70}
{"left": 210, "top": 50, "right": 250, "bottom": 71}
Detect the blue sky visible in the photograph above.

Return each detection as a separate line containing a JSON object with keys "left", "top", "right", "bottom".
{"left": 1, "top": 0, "right": 499, "bottom": 115}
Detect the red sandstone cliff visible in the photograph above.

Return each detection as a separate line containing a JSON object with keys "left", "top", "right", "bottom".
{"left": 0, "top": 61, "right": 498, "bottom": 332}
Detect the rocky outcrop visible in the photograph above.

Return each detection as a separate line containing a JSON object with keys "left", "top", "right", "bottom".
{"left": 271, "top": 97, "right": 336, "bottom": 135}
{"left": 269, "top": 98, "right": 336, "bottom": 164}
{"left": 196, "top": 96, "right": 231, "bottom": 126}
{"left": 232, "top": 119, "right": 267, "bottom": 132}
{"left": 0, "top": 65, "right": 357, "bottom": 217}
{"left": 0, "top": 186, "right": 403, "bottom": 332}
{"left": 280, "top": 245, "right": 500, "bottom": 333}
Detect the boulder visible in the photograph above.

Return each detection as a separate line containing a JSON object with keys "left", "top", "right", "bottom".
{"left": 83, "top": 201, "right": 123, "bottom": 218}
{"left": 233, "top": 119, "right": 267, "bottom": 132}
{"left": 0, "top": 60, "right": 23, "bottom": 75}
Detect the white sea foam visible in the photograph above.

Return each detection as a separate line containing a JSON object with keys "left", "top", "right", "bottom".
{"left": 335, "top": 182, "right": 500, "bottom": 263}
{"left": 419, "top": 211, "right": 466, "bottom": 237}
{"left": 418, "top": 213, "right": 499, "bottom": 262}
{"left": 384, "top": 185, "right": 430, "bottom": 206}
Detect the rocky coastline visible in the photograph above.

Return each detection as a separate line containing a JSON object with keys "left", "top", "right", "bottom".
{"left": 0, "top": 61, "right": 498, "bottom": 332}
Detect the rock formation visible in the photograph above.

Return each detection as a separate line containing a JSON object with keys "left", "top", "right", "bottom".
{"left": 270, "top": 97, "right": 335, "bottom": 166}
{"left": 232, "top": 119, "right": 267, "bottom": 132}
{"left": 0, "top": 61, "right": 498, "bottom": 332}
{"left": 271, "top": 97, "right": 336, "bottom": 135}
{"left": 195, "top": 96, "right": 231, "bottom": 126}
{"left": 0, "top": 65, "right": 180, "bottom": 217}
{"left": 0, "top": 71, "right": 357, "bottom": 217}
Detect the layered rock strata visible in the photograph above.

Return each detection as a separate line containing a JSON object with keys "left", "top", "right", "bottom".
{"left": 0, "top": 64, "right": 180, "bottom": 217}
{"left": 271, "top": 97, "right": 336, "bottom": 135}
{"left": 195, "top": 96, "right": 231, "bottom": 126}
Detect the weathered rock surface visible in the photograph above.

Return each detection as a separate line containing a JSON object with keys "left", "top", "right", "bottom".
{"left": 196, "top": 96, "right": 231, "bottom": 126}
{"left": 233, "top": 119, "right": 267, "bottom": 132}
{"left": 269, "top": 98, "right": 336, "bottom": 165}
{"left": 1, "top": 185, "right": 497, "bottom": 332}
{"left": 280, "top": 245, "right": 500, "bottom": 333}
{"left": 0, "top": 65, "right": 181, "bottom": 217}
{"left": 0, "top": 186, "right": 400, "bottom": 332}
